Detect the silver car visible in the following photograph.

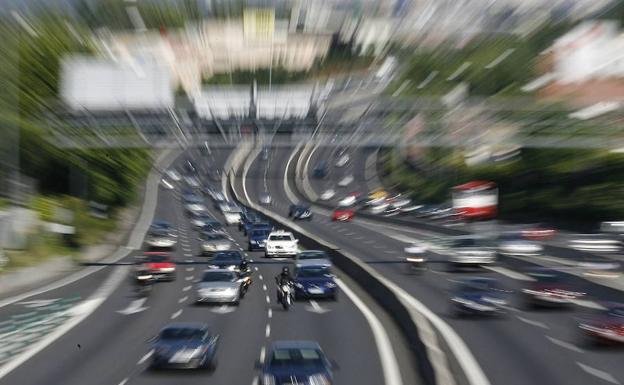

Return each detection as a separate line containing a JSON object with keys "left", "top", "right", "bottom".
{"left": 196, "top": 269, "right": 242, "bottom": 304}
{"left": 445, "top": 236, "right": 497, "bottom": 267}
{"left": 200, "top": 232, "right": 233, "bottom": 256}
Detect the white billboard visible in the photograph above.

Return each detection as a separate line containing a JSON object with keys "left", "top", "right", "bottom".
{"left": 60, "top": 56, "right": 174, "bottom": 111}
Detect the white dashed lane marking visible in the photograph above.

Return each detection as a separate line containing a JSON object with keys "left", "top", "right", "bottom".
{"left": 183, "top": 285, "right": 192, "bottom": 292}
{"left": 577, "top": 362, "right": 620, "bottom": 384}
{"left": 137, "top": 349, "right": 153, "bottom": 365}
{"left": 171, "top": 309, "right": 183, "bottom": 319}
{"left": 546, "top": 336, "right": 584, "bottom": 353}
{"left": 265, "top": 324, "right": 271, "bottom": 338}
{"left": 516, "top": 316, "right": 549, "bottom": 329}
{"left": 178, "top": 296, "right": 188, "bottom": 304}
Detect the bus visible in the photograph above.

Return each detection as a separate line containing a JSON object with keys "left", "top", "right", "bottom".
{"left": 452, "top": 180, "right": 498, "bottom": 220}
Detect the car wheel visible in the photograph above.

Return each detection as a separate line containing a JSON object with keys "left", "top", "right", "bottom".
{"left": 248, "top": 244, "right": 253, "bottom": 251}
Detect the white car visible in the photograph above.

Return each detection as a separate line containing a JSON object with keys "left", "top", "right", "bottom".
{"left": 369, "top": 202, "right": 389, "bottom": 214}
{"left": 320, "top": 189, "right": 336, "bottom": 201}
{"left": 336, "top": 154, "right": 349, "bottom": 168}
{"left": 338, "top": 175, "right": 354, "bottom": 187}
{"left": 338, "top": 195, "right": 357, "bottom": 206}
{"left": 185, "top": 203, "right": 207, "bottom": 216}
{"left": 265, "top": 230, "right": 299, "bottom": 258}
{"left": 166, "top": 169, "right": 181, "bottom": 181}
{"left": 185, "top": 176, "right": 201, "bottom": 188}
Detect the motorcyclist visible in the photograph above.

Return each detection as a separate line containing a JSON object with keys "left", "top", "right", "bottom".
{"left": 134, "top": 264, "right": 154, "bottom": 293}
{"left": 275, "top": 266, "right": 293, "bottom": 303}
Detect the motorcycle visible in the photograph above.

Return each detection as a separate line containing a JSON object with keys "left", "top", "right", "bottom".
{"left": 404, "top": 243, "right": 428, "bottom": 274}
{"left": 277, "top": 282, "right": 294, "bottom": 310}
{"left": 134, "top": 271, "right": 155, "bottom": 296}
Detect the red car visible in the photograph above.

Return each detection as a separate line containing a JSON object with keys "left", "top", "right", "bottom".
{"left": 332, "top": 206, "right": 355, "bottom": 221}
{"left": 141, "top": 252, "right": 176, "bottom": 281}
{"left": 579, "top": 304, "right": 624, "bottom": 344}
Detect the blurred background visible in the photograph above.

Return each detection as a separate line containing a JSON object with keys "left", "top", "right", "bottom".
{"left": 1, "top": 0, "right": 624, "bottom": 270}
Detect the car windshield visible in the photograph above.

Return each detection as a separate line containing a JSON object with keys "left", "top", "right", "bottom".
{"left": 213, "top": 251, "right": 242, "bottom": 261}
{"left": 145, "top": 255, "right": 170, "bottom": 263}
{"left": 452, "top": 238, "right": 493, "bottom": 248}
{"left": 160, "top": 327, "right": 206, "bottom": 340}
{"left": 201, "top": 271, "right": 237, "bottom": 282}
{"left": 297, "top": 266, "right": 331, "bottom": 278}
{"left": 269, "top": 235, "right": 292, "bottom": 241}
{"left": 251, "top": 229, "right": 271, "bottom": 237}
{"left": 607, "top": 307, "right": 624, "bottom": 318}
{"left": 201, "top": 232, "right": 228, "bottom": 240}
{"left": 298, "top": 251, "right": 327, "bottom": 260}
{"left": 269, "top": 348, "right": 323, "bottom": 367}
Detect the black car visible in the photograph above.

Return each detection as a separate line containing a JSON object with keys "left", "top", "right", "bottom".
{"left": 288, "top": 204, "right": 313, "bottom": 220}
{"left": 239, "top": 211, "right": 263, "bottom": 233}
{"left": 259, "top": 341, "right": 334, "bottom": 385}
{"left": 208, "top": 251, "right": 250, "bottom": 274}
{"left": 313, "top": 161, "right": 327, "bottom": 178}
{"left": 151, "top": 323, "right": 218, "bottom": 370}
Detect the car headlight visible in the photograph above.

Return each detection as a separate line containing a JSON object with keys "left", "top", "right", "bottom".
{"left": 309, "top": 373, "right": 331, "bottom": 385}
{"left": 262, "top": 374, "right": 275, "bottom": 385}
{"left": 325, "top": 282, "right": 337, "bottom": 288}
{"left": 294, "top": 283, "right": 304, "bottom": 288}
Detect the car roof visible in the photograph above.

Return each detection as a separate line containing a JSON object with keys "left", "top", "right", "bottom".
{"left": 270, "top": 340, "right": 321, "bottom": 350}
{"left": 270, "top": 230, "right": 293, "bottom": 235}
{"left": 162, "top": 322, "right": 208, "bottom": 331}
{"left": 296, "top": 260, "right": 331, "bottom": 268}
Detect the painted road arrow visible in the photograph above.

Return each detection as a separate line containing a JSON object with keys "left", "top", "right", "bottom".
{"left": 305, "top": 300, "right": 331, "bottom": 314}
{"left": 117, "top": 298, "right": 148, "bottom": 315}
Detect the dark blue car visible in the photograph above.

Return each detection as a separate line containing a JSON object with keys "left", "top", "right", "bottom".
{"left": 248, "top": 228, "right": 272, "bottom": 251}
{"left": 293, "top": 262, "right": 337, "bottom": 300}
{"left": 450, "top": 277, "right": 507, "bottom": 317}
{"left": 239, "top": 212, "right": 262, "bottom": 233}
{"left": 208, "top": 250, "right": 249, "bottom": 274}
{"left": 260, "top": 341, "right": 334, "bottom": 385}
{"left": 150, "top": 323, "right": 218, "bottom": 370}
{"left": 288, "top": 204, "right": 313, "bottom": 220}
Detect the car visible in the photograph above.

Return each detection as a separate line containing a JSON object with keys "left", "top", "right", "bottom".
{"left": 521, "top": 268, "right": 584, "bottom": 308}
{"left": 366, "top": 189, "right": 388, "bottom": 206}
{"left": 211, "top": 192, "right": 226, "bottom": 207}
{"left": 259, "top": 341, "right": 334, "bottom": 385}
{"left": 182, "top": 192, "right": 203, "bottom": 204}
{"left": 337, "top": 175, "right": 354, "bottom": 187}
{"left": 288, "top": 204, "right": 313, "bottom": 220}
{"left": 223, "top": 206, "right": 243, "bottom": 225}
{"left": 335, "top": 154, "right": 349, "bottom": 167}
{"left": 195, "top": 269, "right": 242, "bottom": 304}
{"left": 450, "top": 277, "right": 508, "bottom": 317}
{"left": 207, "top": 250, "right": 249, "bottom": 275}
{"left": 239, "top": 211, "right": 262, "bottom": 232}
{"left": 312, "top": 161, "right": 327, "bottom": 178}
{"left": 338, "top": 195, "right": 357, "bottom": 207}
{"left": 293, "top": 262, "right": 337, "bottom": 300}
{"left": 140, "top": 252, "right": 176, "bottom": 281}
{"left": 320, "top": 189, "right": 336, "bottom": 201}
{"left": 248, "top": 227, "right": 272, "bottom": 251}
{"left": 578, "top": 303, "right": 624, "bottom": 345}
{"left": 404, "top": 242, "right": 428, "bottom": 271}
{"left": 185, "top": 203, "right": 207, "bottom": 217}
{"left": 259, "top": 192, "right": 272, "bottom": 206}
{"left": 498, "top": 232, "right": 543, "bottom": 257}
{"left": 569, "top": 234, "right": 623, "bottom": 254}
{"left": 145, "top": 221, "right": 177, "bottom": 249}
{"left": 201, "top": 219, "right": 226, "bottom": 235}
{"left": 265, "top": 230, "right": 299, "bottom": 258}
{"left": 369, "top": 202, "right": 389, "bottom": 215}
{"left": 444, "top": 235, "right": 497, "bottom": 268}
{"left": 386, "top": 194, "right": 411, "bottom": 209}
{"left": 150, "top": 323, "right": 218, "bottom": 370}
{"left": 199, "top": 232, "right": 233, "bottom": 255}
{"left": 331, "top": 205, "right": 355, "bottom": 221}
{"left": 190, "top": 211, "right": 214, "bottom": 229}
{"left": 185, "top": 176, "right": 201, "bottom": 188}
{"left": 165, "top": 169, "right": 181, "bottom": 181}
{"left": 295, "top": 250, "right": 332, "bottom": 266}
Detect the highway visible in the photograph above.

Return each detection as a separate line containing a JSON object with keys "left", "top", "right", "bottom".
{"left": 238, "top": 139, "right": 624, "bottom": 385}
{"left": 0, "top": 144, "right": 412, "bottom": 385}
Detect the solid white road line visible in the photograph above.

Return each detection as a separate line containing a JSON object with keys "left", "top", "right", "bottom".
{"left": 186, "top": 267, "right": 194, "bottom": 272}
{"left": 516, "top": 316, "right": 549, "bottom": 329}
{"left": 577, "top": 362, "right": 621, "bottom": 384}
{"left": 183, "top": 285, "right": 191, "bottom": 292}
{"left": 185, "top": 276, "right": 194, "bottom": 281}
{"left": 265, "top": 324, "right": 271, "bottom": 338}
{"left": 283, "top": 142, "right": 303, "bottom": 203}
{"left": 137, "top": 349, "right": 154, "bottom": 365}
{"left": 546, "top": 336, "right": 584, "bottom": 353}
{"left": 336, "top": 278, "right": 404, "bottom": 385}
{"left": 171, "top": 309, "right": 183, "bottom": 319}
